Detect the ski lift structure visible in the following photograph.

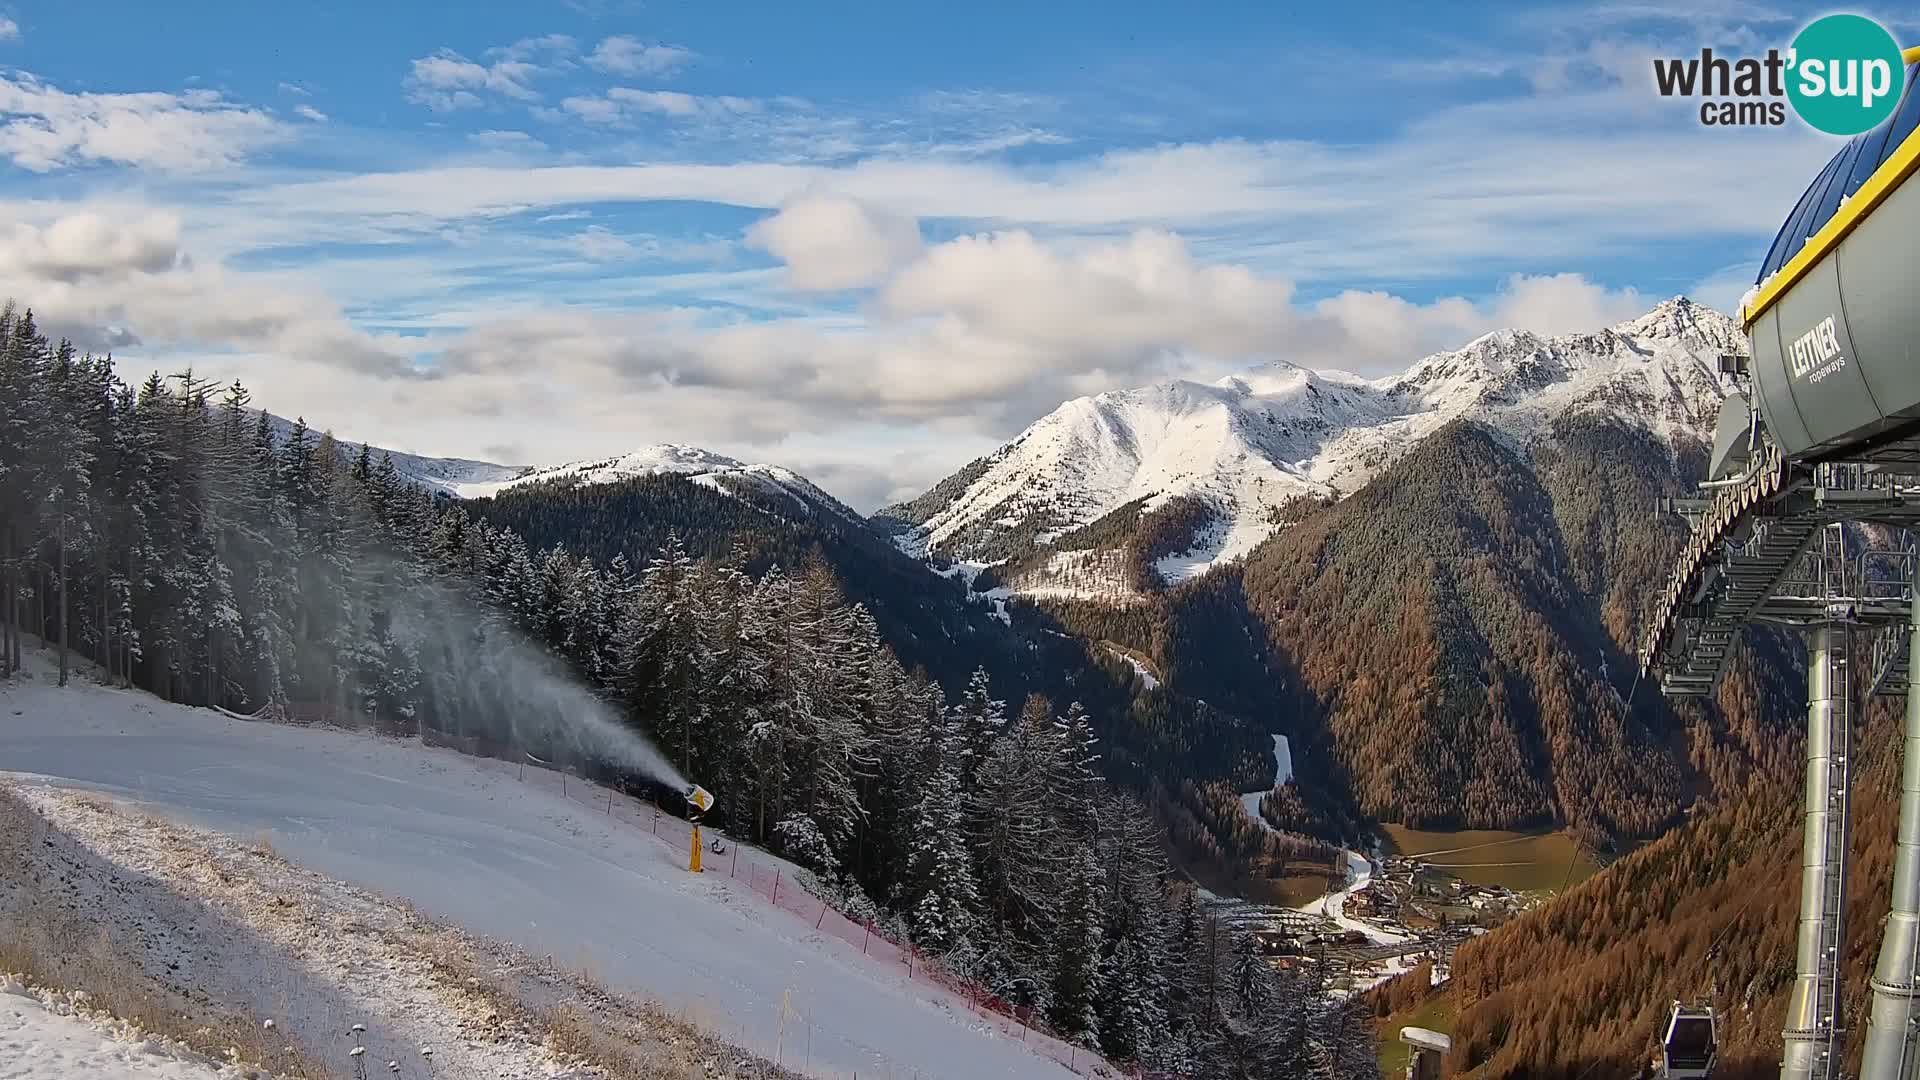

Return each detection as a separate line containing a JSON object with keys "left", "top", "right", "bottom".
{"left": 1640, "top": 46, "right": 1920, "bottom": 1080}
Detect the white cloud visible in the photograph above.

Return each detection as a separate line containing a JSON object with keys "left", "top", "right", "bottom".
{"left": 405, "top": 48, "right": 546, "bottom": 111}
{"left": 467, "top": 129, "right": 547, "bottom": 154}
{"left": 220, "top": 109, "right": 1827, "bottom": 283}
{"left": 1, "top": 204, "right": 1677, "bottom": 511}
{"left": 403, "top": 228, "right": 1659, "bottom": 453}
{"left": 586, "top": 36, "right": 695, "bottom": 78}
{"left": 0, "top": 17, "right": 19, "bottom": 42}
{"left": 0, "top": 209, "right": 181, "bottom": 281}
{"left": 1309, "top": 274, "right": 1650, "bottom": 366}
{"left": 402, "top": 35, "right": 582, "bottom": 112}
{"left": 0, "top": 208, "right": 412, "bottom": 378}
{"left": 568, "top": 225, "right": 635, "bottom": 261}
{"left": 746, "top": 194, "right": 922, "bottom": 290}
{"left": 294, "top": 104, "right": 327, "bottom": 123}
{"left": 608, "top": 88, "right": 702, "bottom": 116}
{"left": 490, "top": 33, "right": 576, "bottom": 63}
{"left": 0, "top": 74, "right": 282, "bottom": 172}
{"left": 558, "top": 87, "right": 761, "bottom": 125}
{"left": 559, "top": 94, "right": 622, "bottom": 124}
{"left": 277, "top": 81, "right": 310, "bottom": 97}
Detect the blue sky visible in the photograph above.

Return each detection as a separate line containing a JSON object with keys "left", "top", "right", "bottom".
{"left": 0, "top": 0, "right": 1908, "bottom": 506}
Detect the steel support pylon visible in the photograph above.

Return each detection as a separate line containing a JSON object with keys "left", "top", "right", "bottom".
{"left": 1783, "top": 620, "right": 1855, "bottom": 1080}
{"left": 1784, "top": 525, "right": 1859, "bottom": 1080}
{"left": 1862, "top": 584, "right": 1920, "bottom": 1080}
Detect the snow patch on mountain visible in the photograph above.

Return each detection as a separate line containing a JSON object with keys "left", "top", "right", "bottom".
{"left": 891, "top": 298, "right": 1740, "bottom": 573}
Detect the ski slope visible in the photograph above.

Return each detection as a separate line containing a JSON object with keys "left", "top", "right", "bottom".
{"left": 0, "top": 667, "right": 1077, "bottom": 1080}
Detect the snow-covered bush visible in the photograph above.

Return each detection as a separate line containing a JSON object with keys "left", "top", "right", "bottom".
{"left": 772, "top": 813, "right": 839, "bottom": 877}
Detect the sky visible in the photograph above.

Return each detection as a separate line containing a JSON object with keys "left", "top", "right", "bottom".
{"left": 0, "top": 0, "right": 1909, "bottom": 509}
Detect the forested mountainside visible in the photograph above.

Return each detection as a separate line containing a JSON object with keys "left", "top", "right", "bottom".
{"left": 1231, "top": 418, "right": 1683, "bottom": 840}
{"left": 0, "top": 308, "right": 1378, "bottom": 1077}
{"left": 466, "top": 470, "right": 1335, "bottom": 875}
{"left": 1448, "top": 685, "right": 1898, "bottom": 1079}
{"left": 1045, "top": 412, "right": 1807, "bottom": 849}
{"left": 468, "top": 470, "right": 1021, "bottom": 693}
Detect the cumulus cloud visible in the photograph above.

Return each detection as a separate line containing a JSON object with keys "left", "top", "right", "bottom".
{"left": 294, "top": 104, "right": 327, "bottom": 123}
{"left": 405, "top": 47, "right": 550, "bottom": 111}
{"left": 410, "top": 227, "right": 1657, "bottom": 451}
{"left": 747, "top": 195, "right": 922, "bottom": 290}
{"left": 0, "top": 210, "right": 181, "bottom": 281}
{"left": 586, "top": 36, "right": 695, "bottom": 77}
{"left": 0, "top": 74, "right": 282, "bottom": 172}
{"left": 0, "top": 208, "right": 412, "bottom": 378}
{"left": 2, "top": 205, "right": 1676, "bottom": 512}
{"left": 0, "top": 17, "right": 19, "bottom": 42}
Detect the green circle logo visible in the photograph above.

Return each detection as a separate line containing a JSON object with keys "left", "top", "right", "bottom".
{"left": 1787, "top": 14, "right": 1906, "bottom": 135}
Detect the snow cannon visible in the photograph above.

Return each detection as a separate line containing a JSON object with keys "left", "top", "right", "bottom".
{"left": 683, "top": 783, "right": 714, "bottom": 874}
{"left": 683, "top": 783, "right": 714, "bottom": 816}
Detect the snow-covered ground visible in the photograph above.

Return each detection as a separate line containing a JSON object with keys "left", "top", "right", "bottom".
{"left": 0, "top": 657, "right": 1078, "bottom": 1080}
{"left": 3, "top": 789, "right": 597, "bottom": 1080}
{"left": 1, "top": 976, "right": 229, "bottom": 1080}
{"left": 1236, "top": 734, "right": 1292, "bottom": 832}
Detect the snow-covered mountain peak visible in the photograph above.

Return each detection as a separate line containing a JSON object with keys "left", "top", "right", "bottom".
{"left": 1612, "top": 295, "right": 1744, "bottom": 353}
{"left": 886, "top": 298, "right": 1742, "bottom": 585}
{"left": 603, "top": 444, "right": 748, "bottom": 473}
{"left": 453, "top": 442, "right": 864, "bottom": 526}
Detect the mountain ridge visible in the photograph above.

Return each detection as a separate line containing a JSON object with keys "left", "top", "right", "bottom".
{"left": 881, "top": 297, "right": 1742, "bottom": 592}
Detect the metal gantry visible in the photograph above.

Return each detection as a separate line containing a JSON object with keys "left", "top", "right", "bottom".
{"left": 1644, "top": 459, "right": 1920, "bottom": 1080}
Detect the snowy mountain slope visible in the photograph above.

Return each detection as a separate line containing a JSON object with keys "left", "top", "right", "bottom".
{"left": 0, "top": 659, "right": 1079, "bottom": 1080}
{"left": 453, "top": 443, "right": 868, "bottom": 525}
{"left": 884, "top": 298, "right": 1740, "bottom": 579}
{"left": 255, "top": 411, "right": 864, "bottom": 530}
{"left": 257, "top": 411, "right": 525, "bottom": 497}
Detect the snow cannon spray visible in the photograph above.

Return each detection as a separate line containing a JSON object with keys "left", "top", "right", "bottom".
{"left": 380, "top": 573, "right": 691, "bottom": 793}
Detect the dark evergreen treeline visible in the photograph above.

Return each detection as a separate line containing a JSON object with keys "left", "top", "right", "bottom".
{"left": 471, "top": 470, "right": 1319, "bottom": 881}
{"left": 0, "top": 308, "right": 1376, "bottom": 1077}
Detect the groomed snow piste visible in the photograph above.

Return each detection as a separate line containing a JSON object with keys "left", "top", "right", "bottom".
{"left": 0, "top": 660, "right": 1078, "bottom": 1080}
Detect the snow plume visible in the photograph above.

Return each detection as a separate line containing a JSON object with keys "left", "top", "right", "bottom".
{"left": 378, "top": 573, "right": 689, "bottom": 793}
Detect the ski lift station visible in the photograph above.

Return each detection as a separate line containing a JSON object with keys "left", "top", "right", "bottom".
{"left": 1641, "top": 47, "right": 1920, "bottom": 1080}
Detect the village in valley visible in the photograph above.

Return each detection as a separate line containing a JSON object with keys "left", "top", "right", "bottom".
{"left": 1203, "top": 844, "right": 1556, "bottom": 996}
